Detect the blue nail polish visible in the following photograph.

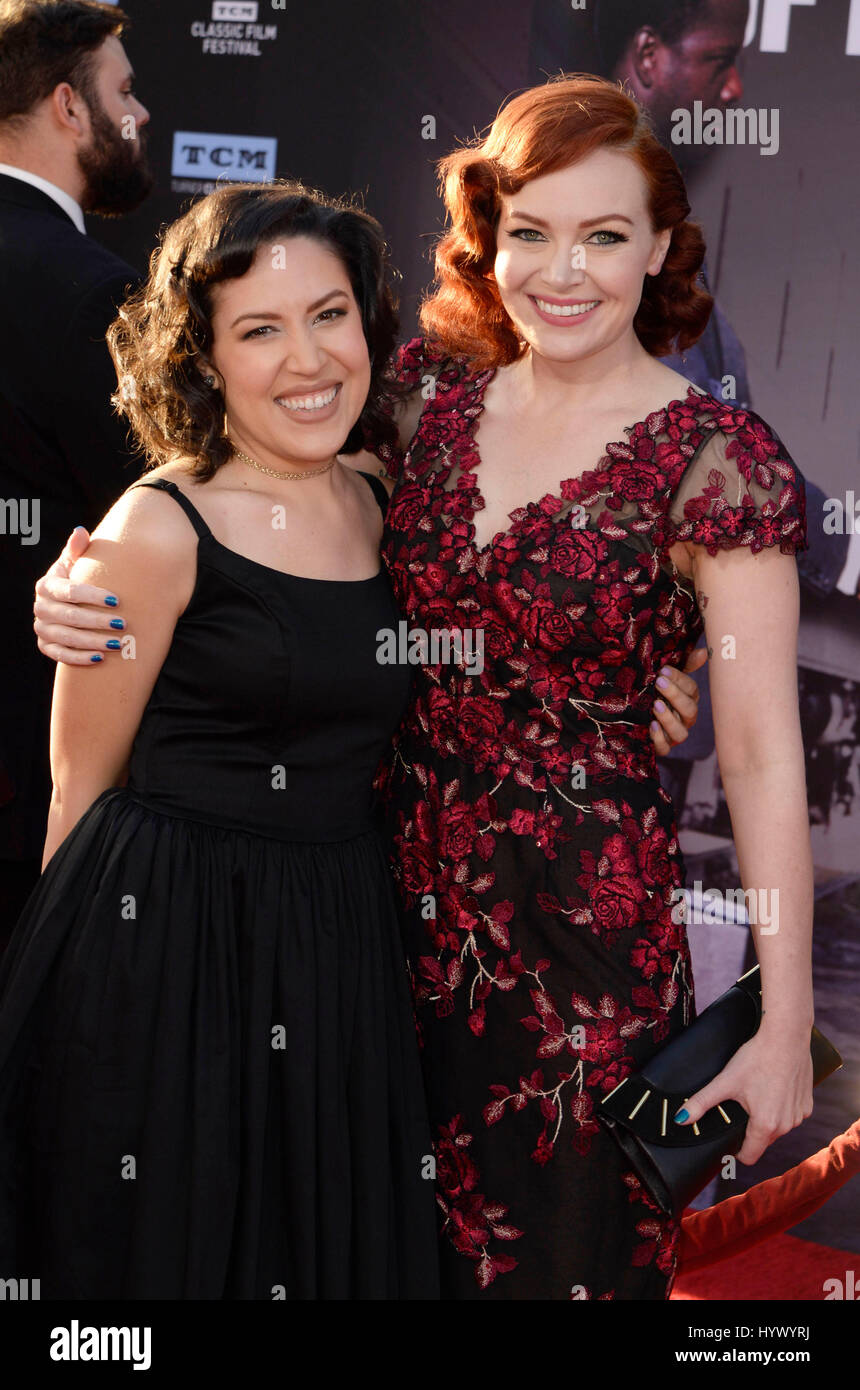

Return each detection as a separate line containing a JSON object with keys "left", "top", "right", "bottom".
{"left": 109, "top": 618, "right": 125, "bottom": 629}
{"left": 674, "top": 1107, "right": 690, "bottom": 1124}
{"left": 90, "top": 654, "right": 103, "bottom": 662}
{"left": 106, "top": 639, "right": 121, "bottom": 650}
{"left": 656, "top": 675, "right": 669, "bottom": 690}
{"left": 104, "top": 595, "right": 118, "bottom": 607}
{"left": 654, "top": 699, "right": 666, "bottom": 712}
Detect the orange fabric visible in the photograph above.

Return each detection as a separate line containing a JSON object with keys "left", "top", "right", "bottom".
{"left": 678, "top": 1119, "right": 860, "bottom": 1273}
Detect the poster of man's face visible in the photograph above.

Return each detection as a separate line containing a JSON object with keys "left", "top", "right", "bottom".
{"left": 592, "top": 0, "right": 750, "bottom": 163}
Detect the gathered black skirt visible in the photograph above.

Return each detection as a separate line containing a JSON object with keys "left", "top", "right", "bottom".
{"left": 0, "top": 787, "right": 440, "bottom": 1299}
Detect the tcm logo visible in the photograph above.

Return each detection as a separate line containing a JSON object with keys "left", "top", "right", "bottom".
{"left": 172, "top": 132, "right": 277, "bottom": 182}
{"left": 212, "top": 1, "right": 258, "bottom": 17}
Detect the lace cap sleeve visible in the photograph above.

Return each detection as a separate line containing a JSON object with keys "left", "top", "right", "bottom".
{"left": 661, "top": 406, "right": 809, "bottom": 559}
{"left": 361, "top": 335, "right": 448, "bottom": 477}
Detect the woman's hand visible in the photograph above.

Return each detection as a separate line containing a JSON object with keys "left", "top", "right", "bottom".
{"left": 673, "top": 1021, "right": 814, "bottom": 1165}
{"left": 648, "top": 645, "right": 707, "bottom": 754}
{"left": 34, "top": 527, "right": 128, "bottom": 665}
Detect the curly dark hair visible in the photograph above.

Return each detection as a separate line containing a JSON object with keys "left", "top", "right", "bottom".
{"left": 107, "top": 179, "right": 402, "bottom": 479}
{"left": 419, "top": 73, "right": 713, "bottom": 368}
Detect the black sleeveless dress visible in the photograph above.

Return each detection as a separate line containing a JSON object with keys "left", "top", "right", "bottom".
{"left": 0, "top": 471, "right": 440, "bottom": 1300}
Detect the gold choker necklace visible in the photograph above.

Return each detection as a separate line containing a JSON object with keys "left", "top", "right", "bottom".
{"left": 229, "top": 442, "right": 337, "bottom": 481}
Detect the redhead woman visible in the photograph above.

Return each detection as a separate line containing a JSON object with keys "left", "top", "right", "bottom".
{"left": 351, "top": 74, "right": 814, "bottom": 1299}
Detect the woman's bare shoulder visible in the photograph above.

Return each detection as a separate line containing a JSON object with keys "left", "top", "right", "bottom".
{"left": 95, "top": 460, "right": 202, "bottom": 550}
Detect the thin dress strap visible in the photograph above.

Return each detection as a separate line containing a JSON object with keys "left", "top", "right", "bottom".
{"left": 357, "top": 469, "right": 390, "bottom": 517}
{"left": 130, "top": 477, "right": 212, "bottom": 539}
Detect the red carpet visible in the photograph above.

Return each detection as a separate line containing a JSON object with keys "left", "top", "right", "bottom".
{"left": 672, "top": 1229, "right": 855, "bottom": 1300}
{"left": 668, "top": 1119, "right": 860, "bottom": 1297}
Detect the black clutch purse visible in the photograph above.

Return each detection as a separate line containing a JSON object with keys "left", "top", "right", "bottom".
{"left": 597, "top": 965, "right": 843, "bottom": 1217}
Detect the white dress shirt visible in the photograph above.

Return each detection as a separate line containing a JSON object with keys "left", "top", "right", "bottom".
{"left": 0, "top": 163, "right": 86, "bottom": 234}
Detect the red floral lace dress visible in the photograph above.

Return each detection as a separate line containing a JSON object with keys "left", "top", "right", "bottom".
{"left": 368, "top": 336, "right": 808, "bottom": 1300}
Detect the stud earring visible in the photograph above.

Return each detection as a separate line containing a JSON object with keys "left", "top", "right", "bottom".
{"left": 204, "top": 375, "right": 215, "bottom": 386}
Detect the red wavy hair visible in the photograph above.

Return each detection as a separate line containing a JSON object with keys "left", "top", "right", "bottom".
{"left": 419, "top": 73, "right": 713, "bottom": 368}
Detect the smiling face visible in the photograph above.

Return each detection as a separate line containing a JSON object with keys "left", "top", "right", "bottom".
{"left": 204, "top": 235, "right": 372, "bottom": 472}
{"left": 493, "top": 149, "right": 671, "bottom": 370}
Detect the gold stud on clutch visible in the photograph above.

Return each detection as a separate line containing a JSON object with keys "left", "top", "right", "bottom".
{"left": 628, "top": 1088, "right": 651, "bottom": 1120}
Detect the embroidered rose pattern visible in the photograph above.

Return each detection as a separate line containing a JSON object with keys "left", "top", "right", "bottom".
{"left": 369, "top": 338, "right": 808, "bottom": 1299}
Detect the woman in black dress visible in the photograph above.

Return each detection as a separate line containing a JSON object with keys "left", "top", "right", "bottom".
{"left": 0, "top": 181, "right": 440, "bottom": 1299}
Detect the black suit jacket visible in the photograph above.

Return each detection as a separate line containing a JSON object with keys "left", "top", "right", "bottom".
{"left": 0, "top": 173, "right": 144, "bottom": 865}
